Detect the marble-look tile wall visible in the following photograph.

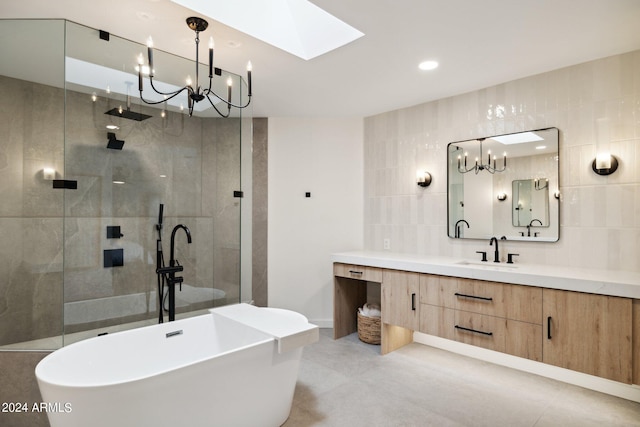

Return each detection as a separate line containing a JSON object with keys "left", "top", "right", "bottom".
{"left": 0, "top": 75, "right": 65, "bottom": 346}
{"left": 0, "top": 75, "right": 243, "bottom": 346}
{"left": 364, "top": 49, "right": 640, "bottom": 272}
{"left": 252, "top": 118, "right": 268, "bottom": 307}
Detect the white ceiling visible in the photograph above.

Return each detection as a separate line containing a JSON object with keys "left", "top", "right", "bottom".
{"left": 3, "top": 0, "right": 640, "bottom": 118}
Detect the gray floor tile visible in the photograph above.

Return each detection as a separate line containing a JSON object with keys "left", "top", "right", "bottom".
{"left": 283, "top": 329, "right": 640, "bottom": 427}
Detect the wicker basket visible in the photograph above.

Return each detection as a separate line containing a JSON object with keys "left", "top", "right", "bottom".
{"left": 357, "top": 311, "right": 381, "bottom": 345}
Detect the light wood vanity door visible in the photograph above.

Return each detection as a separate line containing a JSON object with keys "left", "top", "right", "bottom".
{"left": 543, "top": 289, "right": 633, "bottom": 384}
{"left": 382, "top": 270, "right": 420, "bottom": 330}
{"left": 504, "top": 284, "right": 542, "bottom": 324}
{"left": 505, "top": 320, "right": 542, "bottom": 361}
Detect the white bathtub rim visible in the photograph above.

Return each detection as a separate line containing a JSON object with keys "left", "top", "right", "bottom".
{"left": 210, "top": 303, "right": 319, "bottom": 353}
{"left": 35, "top": 313, "right": 274, "bottom": 388}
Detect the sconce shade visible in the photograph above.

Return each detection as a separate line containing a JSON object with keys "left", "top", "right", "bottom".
{"left": 417, "top": 171, "right": 432, "bottom": 187}
{"left": 497, "top": 192, "right": 507, "bottom": 201}
{"left": 592, "top": 154, "right": 618, "bottom": 176}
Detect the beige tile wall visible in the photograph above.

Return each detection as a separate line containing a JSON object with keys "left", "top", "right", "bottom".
{"left": 364, "top": 49, "right": 640, "bottom": 272}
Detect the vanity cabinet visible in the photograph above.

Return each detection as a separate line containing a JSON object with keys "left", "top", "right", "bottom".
{"left": 419, "top": 275, "right": 542, "bottom": 361}
{"left": 333, "top": 255, "right": 640, "bottom": 392}
{"left": 542, "top": 289, "right": 633, "bottom": 384}
{"left": 333, "top": 263, "right": 383, "bottom": 339}
{"left": 380, "top": 270, "right": 420, "bottom": 354}
{"left": 381, "top": 270, "right": 420, "bottom": 330}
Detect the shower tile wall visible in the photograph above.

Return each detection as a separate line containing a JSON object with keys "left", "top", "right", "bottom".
{"left": 0, "top": 75, "right": 242, "bottom": 346}
{"left": 364, "top": 49, "right": 640, "bottom": 272}
{"left": 62, "top": 90, "right": 241, "bottom": 334}
{"left": 0, "top": 75, "right": 64, "bottom": 345}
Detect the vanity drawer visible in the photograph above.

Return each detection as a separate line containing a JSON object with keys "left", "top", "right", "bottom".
{"left": 420, "top": 305, "right": 506, "bottom": 353}
{"left": 420, "top": 274, "right": 542, "bottom": 324}
{"left": 334, "top": 263, "right": 382, "bottom": 282}
{"left": 421, "top": 275, "right": 506, "bottom": 318}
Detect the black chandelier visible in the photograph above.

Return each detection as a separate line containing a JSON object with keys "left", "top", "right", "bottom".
{"left": 137, "top": 17, "right": 252, "bottom": 118}
{"left": 457, "top": 138, "right": 507, "bottom": 174}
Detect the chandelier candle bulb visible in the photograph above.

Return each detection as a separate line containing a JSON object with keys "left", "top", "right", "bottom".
{"left": 503, "top": 152, "right": 507, "bottom": 167}
{"left": 226, "top": 76, "right": 232, "bottom": 106}
{"left": 247, "top": 61, "right": 252, "bottom": 96}
{"left": 487, "top": 150, "right": 491, "bottom": 165}
{"left": 147, "top": 37, "right": 154, "bottom": 76}
{"left": 208, "top": 37, "right": 214, "bottom": 78}
{"left": 137, "top": 54, "right": 144, "bottom": 91}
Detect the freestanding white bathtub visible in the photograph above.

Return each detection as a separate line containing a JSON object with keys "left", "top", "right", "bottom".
{"left": 35, "top": 303, "right": 318, "bottom": 427}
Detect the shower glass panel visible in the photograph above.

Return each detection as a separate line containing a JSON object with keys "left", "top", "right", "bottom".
{"left": 62, "top": 21, "right": 244, "bottom": 344}
{"left": 0, "top": 19, "right": 249, "bottom": 350}
{"left": 0, "top": 20, "right": 66, "bottom": 350}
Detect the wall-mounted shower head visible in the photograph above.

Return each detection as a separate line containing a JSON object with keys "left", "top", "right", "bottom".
{"left": 105, "top": 107, "right": 152, "bottom": 121}
{"left": 107, "top": 132, "right": 125, "bottom": 150}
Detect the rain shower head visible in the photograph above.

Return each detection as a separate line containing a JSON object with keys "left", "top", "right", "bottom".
{"left": 105, "top": 107, "right": 152, "bottom": 121}
{"left": 107, "top": 132, "right": 125, "bottom": 150}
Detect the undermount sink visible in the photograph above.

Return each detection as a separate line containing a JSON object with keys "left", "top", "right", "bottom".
{"left": 455, "top": 260, "right": 518, "bottom": 269}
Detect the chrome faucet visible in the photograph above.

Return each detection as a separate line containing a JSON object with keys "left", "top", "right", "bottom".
{"left": 489, "top": 236, "right": 500, "bottom": 263}
{"left": 454, "top": 219, "right": 470, "bottom": 238}
{"left": 156, "top": 224, "right": 192, "bottom": 321}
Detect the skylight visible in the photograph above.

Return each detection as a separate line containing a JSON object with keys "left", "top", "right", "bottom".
{"left": 169, "top": 0, "right": 364, "bottom": 60}
{"left": 490, "top": 131, "right": 544, "bottom": 145}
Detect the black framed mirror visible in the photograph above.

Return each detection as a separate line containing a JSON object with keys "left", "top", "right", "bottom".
{"left": 447, "top": 127, "right": 559, "bottom": 242}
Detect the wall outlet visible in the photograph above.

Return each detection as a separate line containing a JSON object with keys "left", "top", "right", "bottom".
{"left": 383, "top": 238, "right": 391, "bottom": 250}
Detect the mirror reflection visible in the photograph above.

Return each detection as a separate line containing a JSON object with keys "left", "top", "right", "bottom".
{"left": 447, "top": 127, "right": 559, "bottom": 242}
{"left": 512, "top": 179, "right": 549, "bottom": 234}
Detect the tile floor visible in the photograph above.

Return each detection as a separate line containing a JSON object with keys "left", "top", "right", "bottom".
{"left": 284, "top": 329, "right": 640, "bottom": 426}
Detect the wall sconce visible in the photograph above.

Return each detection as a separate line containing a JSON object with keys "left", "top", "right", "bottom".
{"left": 42, "top": 167, "right": 56, "bottom": 181}
{"left": 497, "top": 192, "right": 507, "bottom": 201}
{"left": 591, "top": 152, "right": 618, "bottom": 176}
{"left": 554, "top": 190, "right": 560, "bottom": 199}
{"left": 416, "top": 171, "right": 432, "bottom": 187}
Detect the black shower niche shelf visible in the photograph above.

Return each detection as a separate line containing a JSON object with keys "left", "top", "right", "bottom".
{"left": 103, "top": 248, "right": 124, "bottom": 268}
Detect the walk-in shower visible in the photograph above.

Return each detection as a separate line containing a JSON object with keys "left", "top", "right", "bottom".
{"left": 0, "top": 19, "right": 253, "bottom": 351}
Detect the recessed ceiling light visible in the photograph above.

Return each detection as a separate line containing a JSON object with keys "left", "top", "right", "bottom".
{"left": 106, "top": 125, "right": 120, "bottom": 130}
{"left": 113, "top": 180, "right": 126, "bottom": 185}
{"left": 536, "top": 145, "right": 547, "bottom": 150}
{"left": 418, "top": 60, "right": 439, "bottom": 71}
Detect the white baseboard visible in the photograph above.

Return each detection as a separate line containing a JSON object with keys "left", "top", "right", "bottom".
{"left": 413, "top": 332, "right": 640, "bottom": 403}
{"left": 310, "top": 319, "right": 333, "bottom": 328}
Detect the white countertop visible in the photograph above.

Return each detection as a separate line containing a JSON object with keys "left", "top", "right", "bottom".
{"left": 331, "top": 251, "right": 640, "bottom": 299}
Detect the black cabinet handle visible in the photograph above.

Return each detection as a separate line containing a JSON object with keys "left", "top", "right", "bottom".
{"left": 454, "top": 325, "right": 493, "bottom": 336}
{"left": 348, "top": 270, "right": 363, "bottom": 275}
{"left": 547, "top": 316, "right": 552, "bottom": 340}
{"left": 411, "top": 293, "right": 416, "bottom": 311}
{"left": 454, "top": 292, "right": 493, "bottom": 302}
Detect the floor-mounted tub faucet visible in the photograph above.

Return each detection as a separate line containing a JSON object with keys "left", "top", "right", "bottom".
{"left": 157, "top": 224, "right": 192, "bottom": 321}
{"left": 489, "top": 236, "right": 500, "bottom": 263}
